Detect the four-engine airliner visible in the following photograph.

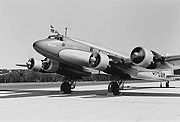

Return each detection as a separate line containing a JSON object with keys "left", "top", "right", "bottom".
{"left": 17, "top": 27, "right": 180, "bottom": 95}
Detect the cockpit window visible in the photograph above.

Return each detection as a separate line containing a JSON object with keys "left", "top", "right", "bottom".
{"left": 57, "top": 36, "right": 63, "bottom": 41}
{"left": 48, "top": 35, "right": 56, "bottom": 39}
{"left": 48, "top": 35, "right": 63, "bottom": 41}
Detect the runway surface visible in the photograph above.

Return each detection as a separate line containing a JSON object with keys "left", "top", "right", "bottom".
{"left": 0, "top": 81, "right": 180, "bottom": 122}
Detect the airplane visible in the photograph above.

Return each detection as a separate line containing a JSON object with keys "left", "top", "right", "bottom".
{"left": 16, "top": 26, "right": 180, "bottom": 95}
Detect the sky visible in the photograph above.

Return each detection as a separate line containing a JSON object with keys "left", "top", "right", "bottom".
{"left": 0, "top": 0, "right": 180, "bottom": 69}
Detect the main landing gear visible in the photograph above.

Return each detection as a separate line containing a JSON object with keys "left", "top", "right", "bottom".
{"left": 166, "top": 81, "right": 170, "bottom": 88}
{"left": 108, "top": 80, "right": 124, "bottom": 95}
{"left": 160, "top": 81, "right": 170, "bottom": 88}
{"left": 60, "top": 79, "right": 76, "bottom": 94}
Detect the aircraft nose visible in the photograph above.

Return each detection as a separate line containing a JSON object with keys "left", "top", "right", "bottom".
{"left": 33, "top": 41, "right": 37, "bottom": 48}
{"left": 33, "top": 40, "right": 47, "bottom": 53}
{"left": 33, "top": 39, "right": 62, "bottom": 59}
{"left": 33, "top": 40, "right": 42, "bottom": 49}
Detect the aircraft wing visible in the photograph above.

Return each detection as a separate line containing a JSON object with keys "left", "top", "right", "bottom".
{"left": 164, "top": 55, "right": 180, "bottom": 66}
{"left": 71, "top": 37, "right": 180, "bottom": 74}
{"left": 165, "top": 74, "right": 180, "bottom": 81}
{"left": 166, "top": 74, "right": 180, "bottom": 78}
{"left": 70, "top": 37, "right": 129, "bottom": 59}
{"left": 108, "top": 49, "right": 180, "bottom": 71}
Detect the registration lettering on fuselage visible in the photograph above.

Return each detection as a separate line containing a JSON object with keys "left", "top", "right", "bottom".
{"left": 152, "top": 71, "right": 165, "bottom": 78}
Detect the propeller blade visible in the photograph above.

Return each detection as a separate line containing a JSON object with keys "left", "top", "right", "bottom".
{"left": 16, "top": 64, "right": 27, "bottom": 67}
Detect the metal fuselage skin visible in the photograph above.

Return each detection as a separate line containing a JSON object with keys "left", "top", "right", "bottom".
{"left": 33, "top": 35, "right": 91, "bottom": 65}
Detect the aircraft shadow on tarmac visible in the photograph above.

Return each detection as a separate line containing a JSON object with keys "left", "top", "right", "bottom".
{"left": 0, "top": 86, "right": 180, "bottom": 99}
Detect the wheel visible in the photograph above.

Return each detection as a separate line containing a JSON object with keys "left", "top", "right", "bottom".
{"left": 61, "top": 82, "right": 71, "bottom": 94}
{"left": 160, "top": 82, "right": 162, "bottom": 88}
{"left": 166, "top": 81, "right": 169, "bottom": 88}
{"left": 108, "top": 82, "right": 119, "bottom": 95}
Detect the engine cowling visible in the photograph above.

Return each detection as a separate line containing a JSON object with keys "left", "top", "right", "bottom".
{"left": 59, "top": 49, "right": 110, "bottom": 71}
{"left": 59, "top": 49, "right": 92, "bottom": 67}
{"left": 89, "top": 52, "right": 109, "bottom": 71}
{"left": 42, "top": 58, "right": 60, "bottom": 73}
{"left": 130, "top": 47, "right": 154, "bottom": 68}
{"left": 26, "top": 58, "right": 42, "bottom": 71}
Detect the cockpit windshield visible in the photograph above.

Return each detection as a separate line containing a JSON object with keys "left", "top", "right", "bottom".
{"left": 47, "top": 35, "right": 63, "bottom": 41}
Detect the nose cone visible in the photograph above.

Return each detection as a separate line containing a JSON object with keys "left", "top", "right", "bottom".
{"left": 33, "top": 39, "right": 62, "bottom": 60}
{"left": 33, "top": 41, "right": 38, "bottom": 49}
{"left": 33, "top": 40, "right": 47, "bottom": 54}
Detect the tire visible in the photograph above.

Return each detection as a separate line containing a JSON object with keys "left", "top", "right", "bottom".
{"left": 108, "top": 82, "right": 119, "bottom": 95}
{"left": 61, "top": 82, "right": 71, "bottom": 94}
{"left": 166, "top": 81, "right": 169, "bottom": 88}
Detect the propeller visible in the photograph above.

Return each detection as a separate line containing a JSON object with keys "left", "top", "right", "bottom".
{"left": 42, "top": 58, "right": 51, "bottom": 70}
{"left": 131, "top": 47, "right": 145, "bottom": 64}
{"left": 16, "top": 58, "right": 34, "bottom": 70}
{"left": 16, "top": 64, "right": 27, "bottom": 67}
{"left": 89, "top": 53, "right": 100, "bottom": 67}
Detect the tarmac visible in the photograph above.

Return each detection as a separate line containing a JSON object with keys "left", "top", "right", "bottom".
{"left": 0, "top": 81, "right": 180, "bottom": 122}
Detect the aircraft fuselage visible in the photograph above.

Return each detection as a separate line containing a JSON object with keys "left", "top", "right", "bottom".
{"left": 33, "top": 35, "right": 91, "bottom": 65}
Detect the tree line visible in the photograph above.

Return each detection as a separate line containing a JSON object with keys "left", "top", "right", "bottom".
{"left": 0, "top": 69, "right": 111, "bottom": 83}
{"left": 0, "top": 69, "right": 179, "bottom": 83}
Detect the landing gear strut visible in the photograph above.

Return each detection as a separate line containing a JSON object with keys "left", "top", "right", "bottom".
{"left": 108, "top": 80, "right": 124, "bottom": 95}
{"left": 159, "top": 81, "right": 170, "bottom": 88}
{"left": 165, "top": 81, "right": 169, "bottom": 88}
{"left": 160, "top": 82, "right": 162, "bottom": 88}
{"left": 60, "top": 80, "right": 76, "bottom": 94}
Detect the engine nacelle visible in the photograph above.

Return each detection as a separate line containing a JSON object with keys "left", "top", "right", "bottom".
{"left": 27, "top": 58, "right": 42, "bottom": 71}
{"left": 59, "top": 49, "right": 92, "bottom": 67}
{"left": 89, "top": 52, "right": 109, "bottom": 71}
{"left": 42, "top": 58, "right": 60, "bottom": 73}
{"left": 130, "top": 47, "right": 154, "bottom": 68}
